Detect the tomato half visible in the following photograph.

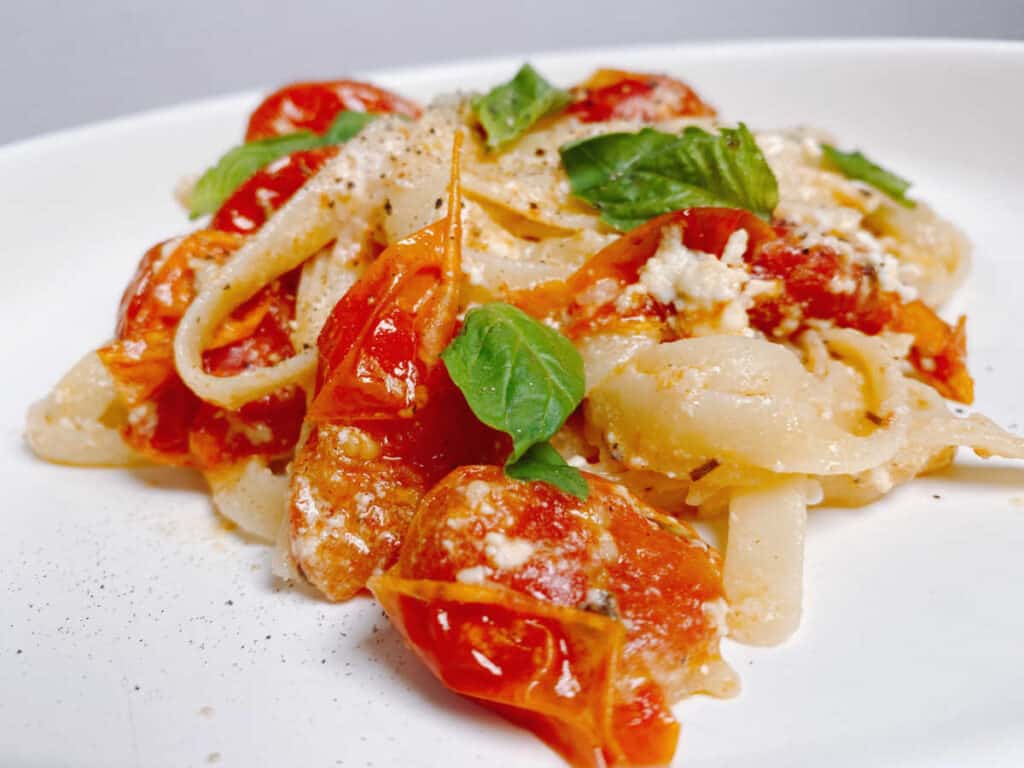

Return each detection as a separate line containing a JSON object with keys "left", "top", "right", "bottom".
{"left": 288, "top": 134, "right": 507, "bottom": 601}
{"left": 246, "top": 80, "right": 421, "bottom": 141}
{"left": 568, "top": 69, "right": 716, "bottom": 123}
{"left": 372, "top": 466, "right": 730, "bottom": 767}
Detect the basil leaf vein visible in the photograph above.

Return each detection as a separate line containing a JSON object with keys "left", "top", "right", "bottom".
{"left": 560, "top": 123, "right": 779, "bottom": 230}
{"left": 821, "top": 144, "right": 915, "bottom": 208}
{"left": 441, "top": 303, "right": 587, "bottom": 499}
{"left": 473, "top": 63, "right": 571, "bottom": 150}
{"left": 189, "top": 110, "right": 378, "bottom": 219}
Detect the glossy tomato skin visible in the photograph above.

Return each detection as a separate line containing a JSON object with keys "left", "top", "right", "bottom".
{"left": 286, "top": 140, "right": 509, "bottom": 601}
{"left": 98, "top": 232, "right": 305, "bottom": 467}
{"left": 211, "top": 147, "right": 339, "bottom": 234}
{"left": 375, "top": 466, "right": 729, "bottom": 767}
{"left": 568, "top": 69, "right": 716, "bottom": 123}
{"left": 245, "top": 80, "right": 421, "bottom": 141}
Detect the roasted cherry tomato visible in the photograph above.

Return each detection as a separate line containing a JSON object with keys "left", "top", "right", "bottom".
{"left": 568, "top": 69, "right": 716, "bottom": 123}
{"left": 288, "top": 135, "right": 507, "bottom": 601}
{"left": 516, "top": 206, "right": 973, "bottom": 403}
{"left": 211, "top": 146, "right": 339, "bottom": 234}
{"left": 514, "top": 207, "right": 775, "bottom": 335}
{"left": 246, "top": 80, "right": 421, "bottom": 141}
{"left": 747, "top": 238, "right": 896, "bottom": 336}
{"left": 891, "top": 300, "right": 972, "bottom": 403}
{"left": 98, "top": 232, "right": 305, "bottom": 466}
{"left": 372, "top": 466, "right": 732, "bottom": 768}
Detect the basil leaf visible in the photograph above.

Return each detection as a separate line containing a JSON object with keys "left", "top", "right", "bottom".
{"left": 189, "top": 132, "right": 319, "bottom": 218}
{"left": 441, "top": 303, "right": 584, "bottom": 463}
{"left": 473, "top": 64, "right": 571, "bottom": 149}
{"left": 560, "top": 123, "right": 779, "bottom": 230}
{"left": 506, "top": 442, "right": 589, "bottom": 500}
{"left": 321, "top": 110, "right": 378, "bottom": 144}
{"left": 189, "top": 111, "right": 379, "bottom": 218}
{"left": 821, "top": 144, "right": 915, "bottom": 208}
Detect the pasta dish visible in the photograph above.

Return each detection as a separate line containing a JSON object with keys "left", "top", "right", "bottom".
{"left": 26, "top": 65, "right": 1024, "bottom": 766}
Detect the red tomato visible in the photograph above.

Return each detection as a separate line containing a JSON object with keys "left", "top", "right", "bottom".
{"left": 245, "top": 80, "right": 421, "bottom": 141}
{"left": 309, "top": 136, "right": 463, "bottom": 423}
{"left": 568, "top": 69, "right": 716, "bottom": 123}
{"left": 514, "top": 207, "right": 775, "bottom": 336}
{"left": 288, "top": 134, "right": 507, "bottom": 601}
{"left": 516, "top": 207, "right": 973, "bottom": 403}
{"left": 746, "top": 239, "right": 896, "bottom": 336}
{"left": 373, "top": 466, "right": 729, "bottom": 767}
{"left": 891, "top": 300, "right": 973, "bottom": 403}
{"left": 211, "top": 146, "right": 339, "bottom": 234}
{"left": 97, "top": 232, "right": 305, "bottom": 467}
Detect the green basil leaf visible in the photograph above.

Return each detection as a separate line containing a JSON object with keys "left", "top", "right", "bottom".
{"left": 505, "top": 442, "right": 589, "bottom": 500}
{"left": 189, "top": 111, "right": 379, "bottom": 218}
{"left": 821, "top": 144, "right": 915, "bottom": 208}
{"left": 473, "top": 63, "right": 571, "bottom": 149}
{"left": 441, "top": 303, "right": 585, "bottom": 463}
{"left": 560, "top": 123, "right": 779, "bottom": 230}
{"left": 321, "top": 110, "right": 378, "bottom": 144}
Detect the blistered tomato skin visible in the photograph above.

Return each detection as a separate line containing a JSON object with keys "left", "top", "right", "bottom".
{"left": 97, "top": 232, "right": 305, "bottom": 468}
{"left": 568, "top": 69, "right": 716, "bottom": 123}
{"left": 374, "top": 466, "right": 729, "bottom": 767}
{"left": 211, "top": 147, "right": 339, "bottom": 234}
{"left": 245, "top": 80, "right": 421, "bottom": 141}
{"left": 288, "top": 138, "right": 506, "bottom": 602}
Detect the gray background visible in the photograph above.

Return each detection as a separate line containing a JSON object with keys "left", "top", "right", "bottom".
{"left": 3, "top": 0, "right": 1023, "bottom": 146}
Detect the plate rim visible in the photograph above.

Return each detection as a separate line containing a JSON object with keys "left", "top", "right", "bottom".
{"left": 2, "top": 36, "right": 1022, "bottom": 159}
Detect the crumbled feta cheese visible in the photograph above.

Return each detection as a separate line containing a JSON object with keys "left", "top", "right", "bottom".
{"left": 635, "top": 225, "right": 777, "bottom": 336}
{"left": 456, "top": 565, "right": 489, "bottom": 584}
{"left": 720, "top": 228, "right": 749, "bottom": 267}
{"left": 639, "top": 226, "right": 748, "bottom": 308}
{"left": 701, "top": 597, "right": 730, "bottom": 636}
{"left": 484, "top": 531, "right": 535, "bottom": 570}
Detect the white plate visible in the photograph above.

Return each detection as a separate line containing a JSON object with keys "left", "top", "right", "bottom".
{"left": 3, "top": 39, "right": 1023, "bottom": 768}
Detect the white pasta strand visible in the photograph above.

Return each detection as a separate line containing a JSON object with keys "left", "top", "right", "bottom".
{"left": 174, "top": 115, "right": 414, "bottom": 409}
{"left": 724, "top": 477, "right": 822, "bottom": 645}
{"left": 172, "top": 189, "right": 331, "bottom": 408}
{"left": 25, "top": 352, "right": 140, "bottom": 466}
{"left": 204, "top": 458, "right": 289, "bottom": 542}
{"left": 587, "top": 335, "right": 907, "bottom": 477}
